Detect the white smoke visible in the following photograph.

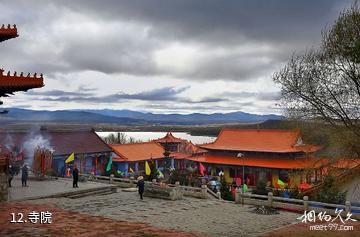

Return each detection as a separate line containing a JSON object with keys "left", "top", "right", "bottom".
{"left": 22, "top": 135, "right": 54, "bottom": 157}
{"left": 5, "top": 133, "right": 15, "bottom": 151}
{"left": 4, "top": 127, "right": 55, "bottom": 167}
{"left": 21, "top": 128, "right": 54, "bottom": 166}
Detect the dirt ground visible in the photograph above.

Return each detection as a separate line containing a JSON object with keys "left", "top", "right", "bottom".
{"left": 0, "top": 202, "right": 207, "bottom": 237}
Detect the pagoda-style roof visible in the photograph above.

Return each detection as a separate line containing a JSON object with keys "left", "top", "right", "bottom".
{"left": 0, "top": 24, "right": 18, "bottom": 42}
{"left": 187, "top": 154, "right": 326, "bottom": 169}
{"left": 200, "top": 129, "right": 321, "bottom": 153}
{"left": 110, "top": 142, "right": 165, "bottom": 162}
{"left": 154, "top": 132, "right": 185, "bottom": 143}
{"left": 0, "top": 69, "right": 44, "bottom": 97}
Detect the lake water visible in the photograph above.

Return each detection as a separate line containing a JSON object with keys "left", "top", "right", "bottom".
{"left": 96, "top": 131, "right": 216, "bottom": 144}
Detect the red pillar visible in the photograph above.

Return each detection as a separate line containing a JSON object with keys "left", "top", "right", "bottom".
{"left": 95, "top": 156, "right": 98, "bottom": 174}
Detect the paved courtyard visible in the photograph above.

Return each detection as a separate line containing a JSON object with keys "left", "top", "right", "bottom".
{"left": 27, "top": 189, "right": 299, "bottom": 237}
{"left": 9, "top": 176, "right": 113, "bottom": 201}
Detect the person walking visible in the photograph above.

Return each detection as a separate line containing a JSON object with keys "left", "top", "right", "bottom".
{"left": 72, "top": 165, "right": 79, "bottom": 188}
{"left": 8, "top": 165, "right": 14, "bottom": 187}
{"left": 21, "top": 164, "right": 28, "bottom": 187}
{"left": 137, "top": 176, "right": 145, "bottom": 200}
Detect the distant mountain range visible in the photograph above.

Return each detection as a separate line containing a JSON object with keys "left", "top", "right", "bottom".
{"left": 0, "top": 108, "right": 284, "bottom": 125}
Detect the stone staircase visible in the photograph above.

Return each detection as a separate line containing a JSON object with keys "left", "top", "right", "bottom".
{"left": 66, "top": 186, "right": 116, "bottom": 199}
{"left": 21, "top": 185, "right": 117, "bottom": 201}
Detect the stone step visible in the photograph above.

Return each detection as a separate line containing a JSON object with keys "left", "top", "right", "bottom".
{"left": 16, "top": 185, "right": 117, "bottom": 201}
{"left": 67, "top": 190, "right": 114, "bottom": 199}
{"left": 66, "top": 187, "right": 116, "bottom": 199}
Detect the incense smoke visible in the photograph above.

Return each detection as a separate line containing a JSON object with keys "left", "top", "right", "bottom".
{"left": 21, "top": 128, "right": 54, "bottom": 166}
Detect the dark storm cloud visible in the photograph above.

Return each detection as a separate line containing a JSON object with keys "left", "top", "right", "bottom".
{"left": 219, "top": 91, "right": 281, "bottom": 101}
{"left": 146, "top": 101, "right": 262, "bottom": 112}
{"left": 63, "top": 0, "right": 348, "bottom": 45}
{"left": 29, "top": 86, "right": 228, "bottom": 104}
{"left": 179, "top": 97, "right": 228, "bottom": 103}
{"left": 30, "top": 87, "right": 189, "bottom": 103}
{"left": 0, "top": 0, "right": 351, "bottom": 81}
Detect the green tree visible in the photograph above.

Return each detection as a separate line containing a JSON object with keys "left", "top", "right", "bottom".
{"left": 317, "top": 175, "right": 347, "bottom": 204}
{"left": 220, "top": 176, "right": 234, "bottom": 201}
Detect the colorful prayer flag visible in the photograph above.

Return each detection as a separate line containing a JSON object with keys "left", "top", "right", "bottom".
{"left": 199, "top": 162, "right": 205, "bottom": 176}
{"left": 145, "top": 161, "right": 151, "bottom": 175}
{"left": 157, "top": 169, "right": 164, "bottom": 179}
{"left": 243, "top": 183, "right": 248, "bottom": 192}
{"left": 277, "top": 179, "right": 285, "bottom": 187}
{"left": 65, "top": 152, "right": 75, "bottom": 164}
{"left": 106, "top": 157, "right": 112, "bottom": 172}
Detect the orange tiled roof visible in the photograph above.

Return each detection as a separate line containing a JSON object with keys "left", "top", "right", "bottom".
{"left": 200, "top": 128, "right": 321, "bottom": 153}
{"left": 154, "top": 132, "right": 185, "bottom": 143}
{"left": 329, "top": 158, "right": 360, "bottom": 169}
{"left": 169, "top": 152, "right": 192, "bottom": 159}
{"left": 178, "top": 140, "right": 207, "bottom": 154}
{"left": 110, "top": 142, "right": 165, "bottom": 162}
{"left": 186, "top": 154, "right": 326, "bottom": 169}
{"left": 0, "top": 24, "right": 18, "bottom": 42}
{"left": 0, "top": 69, "right": 44, "bottom": 96}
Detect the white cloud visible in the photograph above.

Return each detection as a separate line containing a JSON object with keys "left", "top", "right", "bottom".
{"left": 0, "top": 0, "right": 350, "bottom": 114}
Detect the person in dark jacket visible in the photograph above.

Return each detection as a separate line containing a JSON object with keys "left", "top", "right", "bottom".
{"left": 137, "top": 176, "right": 145, "bottom": 200}
{"left": 61, "top": 165, "right": 65, "bottom": 177}
{"left": 8, "top": 165, "right": 14, "bottom": 187}
{"left": 73, "top": 165, "right": 79, "bottom": 188}
{"left": 21, "top": 164, "right": 28, "bottom": 187}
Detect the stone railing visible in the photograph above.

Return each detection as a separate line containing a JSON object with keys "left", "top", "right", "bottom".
{"left": 79, "top": 174, "right": 220, "bottom": 199}
{"left": 235, "top": 189, "right": 360, "bottom": 220}
{"left": 143, "top": 179, "right": 184, "bottom": 201}
{"left": 80, "top": 173, "right": 136, "bottom": 188}
{"left": 176, "top": 184, "right": 206, "bottom": 199}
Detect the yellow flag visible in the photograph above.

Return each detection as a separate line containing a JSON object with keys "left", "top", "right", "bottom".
{"left": 145, "top": 161, "right": 151, "bottom": 175}
{"left": 65, "top": 152, "right": 75, "bottom": 164}
{"left": 277, "top": 179, "right": 285, "bottom": 187}
{"left": 129, "top": 167, "right": 134, "bottom": 173}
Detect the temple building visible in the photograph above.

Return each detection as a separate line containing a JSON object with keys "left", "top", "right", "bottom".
{"left": 187, "top": 129, "right": 323, "bottom": 188}
{"left": 0, "top": 24, "right": 18, "bottom": 42}
{"left": 0, "top": 24, "right": 45, "bottom": 201}
{"left": 0, "top": 128, "right": 112, "bottom": 176}
{"left": 111, "top": 142, "right": 166, "bottom": 176}
{"left": 0, "top": 24, "right": 44, "bottom": 107}
{"left": 110, "top": 133, "right": 206, "bottom": 175}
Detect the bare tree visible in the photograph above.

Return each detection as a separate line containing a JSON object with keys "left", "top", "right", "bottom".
{"left": 103, "top": 132, "right": 128, "bottom": 144}
{"left": 103, "top": 132, "right": 142, "bottom": 144}
{"left": 273, "top": 3, "right": 360, "bottom": 156}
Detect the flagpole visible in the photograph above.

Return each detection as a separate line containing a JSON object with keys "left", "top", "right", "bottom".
{"left": 237, "top": 153, "right": 245, "bottom": 205}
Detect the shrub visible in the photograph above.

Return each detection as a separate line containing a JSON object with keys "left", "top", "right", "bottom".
{"left": 317, "top": 175, "right": 347, "bottom": 204}
{"left": 220, "top": 176, "right": 234, "bottom": 201}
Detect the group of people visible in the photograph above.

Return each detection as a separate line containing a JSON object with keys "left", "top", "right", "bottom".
{"left": 8, "top": 164, "right": 29, "bottom": 187}
{"left": 7, "top": 163, "right": 79, "bottom": 189}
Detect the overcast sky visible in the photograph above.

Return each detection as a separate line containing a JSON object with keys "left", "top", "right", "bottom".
{"left": 0, "top": 0, "right": 352, "bottom": 114}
